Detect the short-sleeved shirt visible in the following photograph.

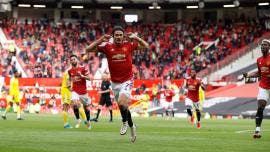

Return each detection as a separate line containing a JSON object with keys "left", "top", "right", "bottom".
{"left": 164, "top": 89, "right": 175, "bottom": 102}
{"left": 257, "top": 55, "right": 270, "bottom": 89}
{"left": 97, "top": 41, "right": 138, "bottom": 83}
{"left": 9, "top": 77, "right": 19, "bottom": 96}
{"left": 68, "top": 66, "right": 89, "bottom": 95}
{"left": 61, "top": 71, "right": 71, "bottom": 94}
{"left": 186, "top": 77, "right": 202, "bottom": 102}
{"left": 100, "top": 80, "right": 111, "bottom": 97}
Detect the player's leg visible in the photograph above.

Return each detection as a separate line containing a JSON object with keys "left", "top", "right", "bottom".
{"left": 108, "top": 105, "right": 113, "bottom": 122}
{"left": 92, "top": 97, "right": 104, "bottom": 122}
{"left": 14, "top": 95, "right": 23, "bottom": 120}
{"left": 170, "top": 103, "right": 175, "bottom": 119}
{"left": 71, "top": 92, "right": 82, "bottom": 128}
{"left": 113, "top": 88, "right": 128, "bottom": 132}
{"left": 72, "top": 103, "right": 81, "bottom": 128}
{"left": 254, "top": 99, "right": 267, "bottom": 138}
{"left": 185, "top": 98, "right": 194, "bottom": 124}
{"left": 62, "top": 91, "right": 73, "bottom": 128}
{"left": 106, "top": 97, "right": 113, "bottom": 122}
{"left": 62, "top": 103, "right": 73, "bottom": 128}
{"left": 63, "top": 92, "right": 73, "bottom": 128}
{"left": 117, "top": 80, "right": 136, "bottom": 142}
{"left": 2, "top": 97, "right": 13, "bottom": 120}
{"left": 92, "top": 104, "right": 102, "bottom": 121}
{"left": 254, "top": 87, "right": 268, "bottom": 138}
{"left": 194, "top": 102, "right": 201, "bottom": 129}
{"left": 116, "top": 91, "right": 129, "bottom": 134}
{"left": 80, "top": 95, "right": 91, "bottom": 129}
{"left": 78, "top": 104, "right": 87, "bottom": 122}
{"left": 165, "top": 108, "right": 169, "bottom": 117}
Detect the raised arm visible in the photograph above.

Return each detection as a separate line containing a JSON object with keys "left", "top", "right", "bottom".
{"left": 180, "top": 79, "right": 188, "bottom": 95}
{"left": 127, "top": 33, "right": 149, "bottom": 50}
{"left": 86, "top": 34, "right": 111, "bottom": 52}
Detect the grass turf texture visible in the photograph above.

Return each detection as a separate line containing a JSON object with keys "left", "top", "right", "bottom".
{"left": 0, "top": 113, "right": 270, "bottom": 152}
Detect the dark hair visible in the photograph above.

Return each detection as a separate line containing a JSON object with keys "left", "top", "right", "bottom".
{"left": 112, "top": 26, "right": 124, "bottom": 35}
{"left": 70, "top": 54, "right": 78, "bottom": 59}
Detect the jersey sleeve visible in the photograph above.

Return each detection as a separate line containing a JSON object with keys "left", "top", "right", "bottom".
{"left": 257, "top": 58, "right": 261, "bottom": 74}
{"left": 131, "top": 42, "right": 138, "bottom": 51}
{"left": 97, "top": 42, "right": 108, "bottom": 53}
{"left": 83, "top": 66, "right": 89, "bottom": 76}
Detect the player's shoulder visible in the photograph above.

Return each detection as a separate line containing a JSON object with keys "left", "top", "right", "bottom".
{"left": 65, "top": 67, "right": 72, "bottom": 73}
{"left": 257, "top": 56, "right": 263, "bottom": 62}
{"left": 185, "top": 76, "right": 191, "bottom": 80}
{"left": 196, "top": 77, "right": 202, "bottom": 81}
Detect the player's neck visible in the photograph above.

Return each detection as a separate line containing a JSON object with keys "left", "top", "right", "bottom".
{"left": 72, "top": 65, "right": 78, "bottom": 68}
{"left": 262, "top": 54, "right": 268, "bottom": 57}
{"left": 114, "top": 42, "right": 122, "bottom": 46}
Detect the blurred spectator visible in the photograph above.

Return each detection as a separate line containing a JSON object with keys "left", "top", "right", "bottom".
{"left": 1, "top": 17, "right": 268, "bottom": 79}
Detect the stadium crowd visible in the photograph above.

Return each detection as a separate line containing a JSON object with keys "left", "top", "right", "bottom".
{"left": 0, "top": 17, "right": 267, "bottom": 79}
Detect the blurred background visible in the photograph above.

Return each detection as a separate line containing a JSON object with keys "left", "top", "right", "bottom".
{"left": 0, "top": 0, "right": 269, "bottom": 119}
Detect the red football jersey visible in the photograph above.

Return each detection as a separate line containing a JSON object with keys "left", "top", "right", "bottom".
{"left": 98, "top": 41, "right": 138, "bottom": 83}
{"left": 68, "top": 66, "right": 89, "bottom": 95}
{"left": 164, "top": 89, "right": 175, "bottom": 102}
{"left": 257, "top": 54, "right": 270, "bottom": 89}
{"left": 186, "top": 77, "right": 202, "bottom": 102}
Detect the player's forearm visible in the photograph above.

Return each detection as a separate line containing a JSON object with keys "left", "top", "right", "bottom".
{"left": 100, "top": 90, "right": 110, "bottom": 94}
{"left": 201, "top": 85, "right": 206, "bottom": 91}
{"left": 83, "top": 75, "right": 91, "bottom": 81}
{"left": 136, "top": 37, "right": 149, "bottom": 49}
{"left": 86, "top": 37, "right": 103, "bottom": 52}
{"left": 245, "top": 71, "right": 259, "bottom": 78}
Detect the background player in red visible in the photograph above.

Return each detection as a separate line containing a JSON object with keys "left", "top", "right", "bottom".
{"left": 163, "top": 86, "right": 176, "bottom": 119}
{"left": 183, "top": 69, "right": 205, "bottom": 129}
{"left": 68, "top": 54, "right": 92, "bottom": 129}
{"left": 86, "top": 26, "right": 149, "bottom": 142}
{"left": 243, "top": 39, "right": 270, "bottom": 139}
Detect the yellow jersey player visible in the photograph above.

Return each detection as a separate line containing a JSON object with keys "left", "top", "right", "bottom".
{"left": 62, "top": 68, "right": 88, "bottom": 129}
{"left": 2, "top": 71, "right": 23, "bottom": 120}
{"left": 61, "top": 71, "right": 73, "bottom": 128}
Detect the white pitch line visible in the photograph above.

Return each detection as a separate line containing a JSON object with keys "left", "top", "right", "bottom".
{"left": 235, "top": 130, "right": 270, "bottom": 133}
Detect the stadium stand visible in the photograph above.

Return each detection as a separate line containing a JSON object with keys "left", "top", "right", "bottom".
{"left": 0, "top": 17, "right": 268, "bottom": 79}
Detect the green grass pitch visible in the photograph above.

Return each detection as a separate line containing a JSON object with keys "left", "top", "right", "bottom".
{"left": 0, "top": 113, "right": 270, "bottom": 152}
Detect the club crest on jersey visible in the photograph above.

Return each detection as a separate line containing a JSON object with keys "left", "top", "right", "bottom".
{"left": 122, "top": 47, "right": 128, "bottom": 52}
{"left": 110, "top": 48, "right": 115, "bottom": 52}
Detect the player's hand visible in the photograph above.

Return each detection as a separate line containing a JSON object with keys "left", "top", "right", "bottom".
{"left": 100, "top": 34, "right": 111, "bottom": 42}
{"left": 78, "top": 72, "right": 85, "bottom": 78}
{"left": 127, "top": 32, "right": 137, "bottom": 39}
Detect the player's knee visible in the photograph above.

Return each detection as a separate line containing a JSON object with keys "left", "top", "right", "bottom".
{"left": 258, "top": 100, "right": 267, "bottom": 108}
{"left": 119, "top": 104, "right": 128, "bottom": 111}
{"left": 73, "top": 104, "right": 79, "bottom": 109}
{"left": 63, "top": 104, "right": 69, "bottom": 111}
{"left": 118, "top": 97, "right": 128, "bottom": 106}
